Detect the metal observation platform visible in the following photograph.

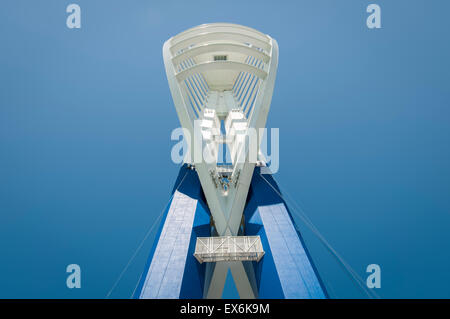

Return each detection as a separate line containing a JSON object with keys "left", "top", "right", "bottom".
{"left": 194, "top": 236, "right": 265, "bottom": 263}
{"left": 135, "top": 23, "right": 327, "bottom": 299}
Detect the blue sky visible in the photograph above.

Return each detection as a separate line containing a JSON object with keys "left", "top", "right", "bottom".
{"left": 0, "top": 0, "right": 449, "bottom": 298}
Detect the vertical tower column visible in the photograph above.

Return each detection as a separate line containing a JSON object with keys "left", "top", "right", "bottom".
{"left": 136, "top": 165, "right": 210, "bottom": 299}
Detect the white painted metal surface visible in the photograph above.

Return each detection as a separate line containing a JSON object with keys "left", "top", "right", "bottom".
{"left": 163, "top": 23, "right": 278, "bottom": 299}
{"left": 163, "top": 23, "right": 278, "bottom": 237}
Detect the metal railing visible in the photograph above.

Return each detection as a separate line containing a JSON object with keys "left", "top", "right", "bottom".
{"left": 194, "top": 235, "right": 265, "bottom": 263}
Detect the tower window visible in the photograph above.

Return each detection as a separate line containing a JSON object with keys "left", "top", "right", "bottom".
{"left": 214, "top": 55, "right": 227, "bottom": 61}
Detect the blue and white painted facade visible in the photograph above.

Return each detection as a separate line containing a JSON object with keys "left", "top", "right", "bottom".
{"left": 136, "top": 165, "right": 327, "bottom": 299}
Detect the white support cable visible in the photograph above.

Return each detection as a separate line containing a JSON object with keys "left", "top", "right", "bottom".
{"left": 261, "top": 173, "right": 380, "bottom": 299}
{"left": 258, "top": 173, "right": 380, "bottom": 299}
{"left": 260, "top": 173, "right": 376, "bottom": 299}
{"left": 128, "top": 207, "right": 166, "bottom": 299}
{"left": 105, "top": 169, "right": 189, "bottom": 299}
{"left": 284, "top": 192, "right": 380, "bottom": 299}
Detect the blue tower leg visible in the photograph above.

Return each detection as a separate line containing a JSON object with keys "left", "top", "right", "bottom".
{"left": 244, "top": 167, "right": 328, "bottom": 299}
{"left": 136, "top": 165, "right": 326, "bottom": 299}
{"left": 135, "top": 164, "right": 210, "bottom": 299}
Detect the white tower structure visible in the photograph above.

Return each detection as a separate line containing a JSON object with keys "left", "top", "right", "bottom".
{"left": 136, "top": 23, "right": 327, "bottom": 299}
{"left": 163, "top": 23, "right": 278, "bottom": 298}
